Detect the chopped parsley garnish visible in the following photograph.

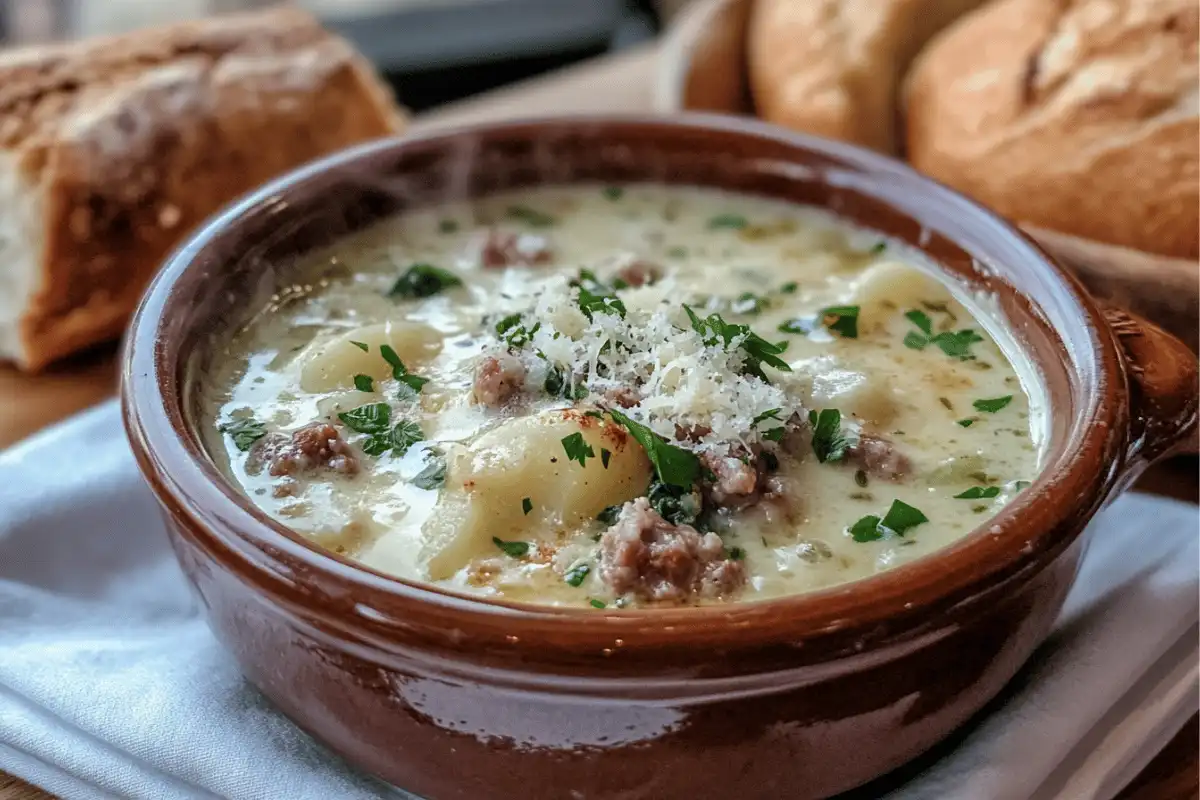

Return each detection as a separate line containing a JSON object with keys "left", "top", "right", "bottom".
{"left": 389, "top": 420, "right": 424, "bottom": 456}
{"left": 601, "top": 448, "right": 612, "bottom": 469}
{"left": 339, "top": 404, "right": 423, "bottom": 456}
{"left": 561, "top": 432, "right": 595, "bottom": 467}
{"left": 973, "top": 395, "right": 1013, "bottom": 413}
{"left": 647, "top": 480, "right": 702, "bottom": 526}
{"left": 602, "top": 187, "right": 624, "bottom": 201}
{"left": 777, "top": 317, "right": 815, "bottom": 335}
{"left": 707, "top": 213, "right": 748, "bottom": 230}
{"left": 577, "top": 286, "right": 627, "bottom": 321}
{"left": 848, "top": 499, "right": 929, "bottom": 542}
{"left": 869, "top": 241, "right": 887, "bottom": 255}
{"left": 543, "top": 366, "right": 587, "bottom": 400}
{"left": 682, "top": 305, "right": 790, "bottom": 380}
{"left": 880, "top": 500, "right": 929, "bottom": 534}
{"left": 412, "top": 453, "right": 447, "bottom": 490}
{"left": 388, "top": 263, "right": 462, "bottom": 299}
{"left": 608, "top": 409, "right": 700, "bottom": 489}
{"left": 350, "top": 341, "right": 369, "bottom": 352}
{"left": 819, "top": 305, "right": 859, "bottom": 338}
{"left": 379, "top": 344, "right": 430, "bottom": 396}
{"left": 496, "top": 314, "right": 541, "bottom": 349}
{"left": 438, "top": 219, "right": 459, "bottom": 234}
{"left": 492, "top": 537, "right": 530, "bottom": 558}
{"left": 779, "top": 281, "right": 798, "bottom": 294}
{"left": 728, "top": 546, "right": 746, "bottom": 561}
{"left": 338, "top": 403, "right": 390, "bottom": 434}
{"left": 905, "top": 309, "right": 934, "bottom": 335}
{"left": 589, "top": 598, "right": 607, "bottom": 609}
{"left": 220, "top": 417, "right": 267, "bottom": 451}
{"left": 955, "top": 486, "right": 1001, "bottom": 499}
{"left": 808, "top": 408, "right": 853, "bottom": 463}
{"left": 353, "top": 374, "right": 374, "bottom": 392}
{"left": 903, "top": 309, "right": 984, "bottom": 360}
{"left": 666, "top": 246, "right": 688, "bottom": 259}
{"left": 752, "top": 408, "right": 786, "bottom": 441}
{"left": 506, "top": 205, "right": 556, "bottom": 227}
{"left": 731, "top": 292, "right": 769, "bottom": 315}
{"left": 597, "top": 504, "right": 622, "bottom": 525}
{"left": 957, "top": 418, "right": 977, "bottom": 428}
{"left": 752, "top": 408, "right": 783, "bottom": 426}
{"left": 522, "top": 497, "right": 533, "bottom": 515}
{"left": 564, "top": 562, "right": 590, "bottom": 586}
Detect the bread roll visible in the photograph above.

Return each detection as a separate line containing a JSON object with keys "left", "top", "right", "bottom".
{"left": 905, "top": 0, "right": 1198, "bottom": 259}
{"left": 0, "top": 8, "right": 406, "bottom": 371}
{"left": 747, "top": 0, "right": 988, "bottom": 153}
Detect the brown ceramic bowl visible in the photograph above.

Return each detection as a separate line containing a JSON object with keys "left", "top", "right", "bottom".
{"left": 122, "top": 115, "right": 1198, "bottom": 800}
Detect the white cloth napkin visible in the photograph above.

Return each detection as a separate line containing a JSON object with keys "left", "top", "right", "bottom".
{"left": 0, "top": 401, "right": 1195, "bottom": 800}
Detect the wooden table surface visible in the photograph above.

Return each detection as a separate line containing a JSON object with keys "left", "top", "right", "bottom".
{"left": 1, "top": 42, "right": 1196, "bottom": 800}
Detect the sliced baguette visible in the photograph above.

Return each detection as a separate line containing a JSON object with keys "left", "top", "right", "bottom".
{"left": 747, "top": 0, "right": 989, "bottom": 153}
{"left": 0, "top": 7, "right": 406, "bottom": 371}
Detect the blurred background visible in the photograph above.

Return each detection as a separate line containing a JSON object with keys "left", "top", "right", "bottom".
{"left": 0, "top": 0, "right": 690, "bottom": 111}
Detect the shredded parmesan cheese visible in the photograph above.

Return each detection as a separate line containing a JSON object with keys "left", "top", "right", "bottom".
{"left": 486, "top": 274, "right": 802, "bottom": 454}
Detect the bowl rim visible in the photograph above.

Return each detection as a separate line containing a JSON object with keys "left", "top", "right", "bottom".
{"left": 121, "top": 112, "right": 1128, "bottom": 657}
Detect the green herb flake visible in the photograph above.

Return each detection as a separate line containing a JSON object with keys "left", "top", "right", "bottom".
{"left": 880, "top": 499, "right": 929, "bottom": 535}
{"left": 495, "top": 314, "right": 523, "bottom": 336}
{"left": 506, "top": 205, "right": 557, "bottom": 227}
{"left": 955, "top": 486, "right": 1001, "bottom": 500}
{"left": 608, "top": 409, "right": 700, "bottom": 489}
{"left": 731, "top": 292, "right": 769, "bottom": 316}
{"left": 778, "top": 317, "right": 815, "bottom": 335}
{"left": 602, "top": 186, "right": 624, "bottom": 201}
{"left": 728, "top": 546, "right": 746, "bottom": 561}
{"left": 752, "top": 408, "right": 783, "bottom": 426}
{"left": 589, "top": 598, "right": 607, "bottom": 609}
{"left": 849, "top": 514, "right": 884, "bottom": 543}
{"left": 578, "top": 286, "right": 627, "bottom": 321}
{"left": 848, "top": 499, "right": 928, "bottom": 542}
{"left": 973, "top": 395, "right": 1013, "bottom": 413}
{"left": 869, "top": 241, "right": 888, "bottom": 255}
{"left": 905, "top": 309, "right": 934, "bottom": 335}
{"left": 379, "top": 345, "right": 430, "bottom": 396}
{"left": 682, "top": 305, "right": 790, "bottom": 379}
{"left": 492, "top": 537, "right": 530, "bottom": 558}
{"left": 779, "top": 281, "right": 799, "bottom": 294}
{"left": 438, "top": 219, "right": 459, "bottom": 234}
{"left": 522, "top": 497, "right": 533, "bottom": 515}
{"left": 353, "top": 374, "right": 375, "bottom": 392}
{"left": 957, "top": 417, "right": 977, "bottom": 428}
{"left": 350, "top": 341, "right": 369, "bottom": 353}
{"left": 903, "top": 331, "right": 930, "bottom": 350}
{"left": 601, "top": 448, "right": 612, "bottom": 469}
{"left": 854, "top": 469, "right": 869, "bottom": 488}
{"left": 564, "top": 562, "right": 590, "bottom": 586}
{"left": 338, "top": 403, "right": 390, "bottom": 434}
{"left": 597, "top": 504, "right": 622, "bottom": 525}
{"left": 666, "top": 246, "right": 688, "bottom": 259}
{"left": 808, "top": 408, "right": 853, "bottom": 463}
{"left": 819, "top": 305, "right": 860, "bottom": 339}
{"left": 388, "top": 263, "right": 462, "bottom": 299}
{"left": 412, "top": 454, "right": 447, "bottom": 490}
{"left": 561, "top": 432, "right": 595, "bottom": 467}
{"left": 390, "top": 420, "right": 424, "bottom": 456}
{"left": 220, "top": 417, "right": 267, "bottom": 451}
{"left": 707, "top": 213, "right": 748, "bottom": 230}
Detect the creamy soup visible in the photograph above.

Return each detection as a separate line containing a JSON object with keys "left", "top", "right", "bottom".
{"left": 202, "top": 184, "right": 1045, "bottom": 609}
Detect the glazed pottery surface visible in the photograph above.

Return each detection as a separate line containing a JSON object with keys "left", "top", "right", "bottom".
{"left": 122, "top": 116, "right": 1198, "bottom": 799}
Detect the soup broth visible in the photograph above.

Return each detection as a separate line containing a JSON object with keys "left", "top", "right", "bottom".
{"left": 202, "top": 184, "right": 1044, "bottom": 609}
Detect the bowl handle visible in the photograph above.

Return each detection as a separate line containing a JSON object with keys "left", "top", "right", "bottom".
{"left": 1103, "top": 306, "right": 1199, "bottom": 466}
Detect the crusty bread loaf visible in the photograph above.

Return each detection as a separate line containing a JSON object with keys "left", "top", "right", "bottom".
{"left": 905, "top": 0, "right": 1198, "bottom": 259}
{"left": 747, "top": 0, "right": 989, "bottom": 153}
{"left": 0, "top": 8, "right": 406, "bottom": 371}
